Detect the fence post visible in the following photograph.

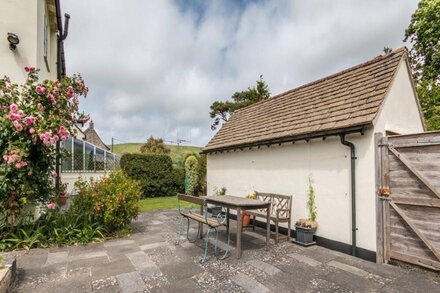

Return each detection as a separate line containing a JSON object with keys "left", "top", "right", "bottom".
{"left": 70, "top": 138, "right": 75, "bottom": 171}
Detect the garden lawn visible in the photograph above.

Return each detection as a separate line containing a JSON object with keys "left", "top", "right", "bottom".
{"left": 139, "top": 196, "right": 191, "bottom": 212}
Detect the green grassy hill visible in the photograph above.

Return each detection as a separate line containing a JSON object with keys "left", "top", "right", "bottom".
{"left": 112, "top": 143, "right": 202, "bottom": 165}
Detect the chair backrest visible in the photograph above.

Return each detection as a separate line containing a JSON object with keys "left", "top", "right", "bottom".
{"left": 177, "top": 193, "right": 205, "bottom": 206}
{"left": 255, "top": 192, "right": 292, "bottom": 217}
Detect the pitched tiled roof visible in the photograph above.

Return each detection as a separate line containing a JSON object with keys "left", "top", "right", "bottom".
{"left": 84, "top": 121, "right": 110, "bottom": 151}
{"left": 204, "top": 47, "right": 407, "bottom": 152}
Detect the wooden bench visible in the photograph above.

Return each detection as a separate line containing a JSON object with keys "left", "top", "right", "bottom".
{"left": 247, "top": 192, "right": 292, "bottom": 243}
{"left": 175, "top": 193, "right": 230, "bottom": 263}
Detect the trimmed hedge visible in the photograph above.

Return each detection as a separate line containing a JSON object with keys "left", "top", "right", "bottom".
{"left": 120, "top": 153, "right": 179, "bottom": 197}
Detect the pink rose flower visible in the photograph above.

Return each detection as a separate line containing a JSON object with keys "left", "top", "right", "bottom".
{"left": 51, "top": 171, "right": 58, "bottom": 178}
{"left": 15, "top": 161, "right": 27, "bottom": 168}
{"left": 24, "top": 66, "right": 35, "bottom": 72}
{"left": 8, "top": 113, "right": 17, "bottom": 120}
{"left": 29, "top": 128, "right": 35, "bottom": 134}
{"left": 47, "top": 202, "right": 56, "bottom": 210}
{"left": 67, "top": 87, "right": 74, "bottom": 98}
{"left": 36, "top": 86, "right": 46, "bottom": 94}
{"left": 13, "top": 121, "right": 23, "bottom": 131}
{"left": 10, "top": 103, "right": 18, "bottom": 112}
{"left": 37, "top": 103, "right": 44, "bottom": 111}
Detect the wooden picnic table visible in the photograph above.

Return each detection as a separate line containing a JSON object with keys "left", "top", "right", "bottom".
{"left": 205, "top": 195, "right": 271, "bottom": 259}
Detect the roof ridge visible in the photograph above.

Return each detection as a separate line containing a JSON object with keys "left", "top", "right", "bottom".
{"left": 234, "top": 47, "right": 407, "bottom": 114}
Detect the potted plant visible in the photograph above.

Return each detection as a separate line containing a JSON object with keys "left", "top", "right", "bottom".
{"left": 242, "top": 193, "right": 256, "bottom": 226}
{"left": 294, "top": 175, "right": 318, "bottom": 246}
{"left": 57, "top": 183, "right": 69, "bottom": 206}
{"left": 212, "top": 186, "right": 226, "bottom": 217}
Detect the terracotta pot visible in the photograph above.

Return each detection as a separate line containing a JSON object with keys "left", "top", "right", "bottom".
{"left": 242, "top": 213, "right": 251, "bottom": 226}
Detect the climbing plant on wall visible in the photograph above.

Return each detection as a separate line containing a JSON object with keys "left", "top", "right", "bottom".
{"left": 184, "top": 155, "right": 199, "bottom": 196}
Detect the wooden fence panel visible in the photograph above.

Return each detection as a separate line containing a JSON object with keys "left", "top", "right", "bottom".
{"left": 377, "top": 131, "right": 440, "bottom": 271}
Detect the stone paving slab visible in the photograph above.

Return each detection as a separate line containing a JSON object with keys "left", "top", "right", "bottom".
{"left": 327, "top": 260, "right": 372, "bottom": 278}
{"left": 104, "top": 239, "right": 136, "bottom": 248}
{"left": 288, "top": 252, "right": 322, "bottom": 267}
{"left": 91, "top": 257, "right": 136, "bottom": 280}
{"left": 231, "top": 272, "right": 271, "bottom": 293}
{"left": 9, "top": 210, "right": 440, "bottom": 293}
{"left": 248, "top": 259, "right": 282, "bottom": 275}
{"left": 116, "top": 271, "right": 145, "bottom": 293}
{"left": 139, "top": 241, "right": 167, "bottom": 251}
{"left": 46, "top": 251, "right": 68, "bottom": 265}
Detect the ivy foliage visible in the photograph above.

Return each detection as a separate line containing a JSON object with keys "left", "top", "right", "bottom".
{"left": 184, "top": 155, "right": 199, "bottom": 196}
{"left": 307, "top": 175, "right": 317, "bottom": 222}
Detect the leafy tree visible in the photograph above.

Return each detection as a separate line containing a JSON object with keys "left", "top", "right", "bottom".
{"left": 209, "top": 75, "right": 270, "bottom": 130}
{"left": 140, "top": 136, "right": 170, "bottom": 154}
{"left": 404, "top": 0, "right": 440, "bottom": 130}
{"left": 383, "top": 47, "right": 393, "bottom": 54}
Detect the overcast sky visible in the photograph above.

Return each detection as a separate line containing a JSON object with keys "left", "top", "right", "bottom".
{"left": 62, "top": 0, "right": 418, "bottom": 147}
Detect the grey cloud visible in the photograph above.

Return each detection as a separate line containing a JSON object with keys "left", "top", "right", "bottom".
{"left": 62, "top": 0, "right": 418, "bottom": 146}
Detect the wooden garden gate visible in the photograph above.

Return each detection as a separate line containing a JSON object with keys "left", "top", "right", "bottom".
{"left": 375, "top": 131, "right": 440, "bottom": 271}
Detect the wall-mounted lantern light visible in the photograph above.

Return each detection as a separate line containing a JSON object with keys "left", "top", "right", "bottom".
{"left": 7, "top": 33, "right": 20, "bottom": 51}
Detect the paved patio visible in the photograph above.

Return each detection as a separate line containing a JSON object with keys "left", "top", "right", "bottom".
{"left": 9, "top": 210, "right": 440, "bottom": 292}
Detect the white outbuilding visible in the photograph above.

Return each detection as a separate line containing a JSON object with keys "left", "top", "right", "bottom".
{"left": 203, "top": 47, "right": 425, "bottom": 260}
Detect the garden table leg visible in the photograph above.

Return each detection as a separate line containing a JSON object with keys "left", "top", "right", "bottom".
{"left": 226, "top": 208, "right": 230, "bottom": 232}
{"left": 266, "top": 205, "right": 270, "bottom": 250}
{"left": 199, "top": 205, "right": 204, "bottom": 239}
{"left": 236, "top": 207, "right": 242, "bottom": 258}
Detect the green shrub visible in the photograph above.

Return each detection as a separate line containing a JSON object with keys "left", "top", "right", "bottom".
{"left": 120, "top": 153, "right": 177, "bottom": 197}
{"left": 74, "top": 171, "right": 141, "bottom": 231}
{"left": 184, "top": 155, "right": 199, "bottom": 196}
{"left": 196, "top": 155, "right": 207, "bottom": 195}
{"left": 0, "top": 203, "right": 106, "bottom": 251}
{"left": 181, "top": 154, "right": 206, "bottom": 196}
{"left": 0, "top": 171, "right": 140, "bottom": 251}
{"left": 173, "top": 166, "right": 185, "bottom": 194}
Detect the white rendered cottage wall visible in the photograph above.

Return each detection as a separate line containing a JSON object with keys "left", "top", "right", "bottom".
{"left": 355, "top": 58, "right": 424, "bottom": 252}
{"left": 207, "top": 58, "right": 424, "bottom": 253}
{"left": 373, "top": 59, "right": 424, "bottom": 135}
{"left": 207, "top": 132, "right": 371, "bottom": 250}
{"left": 0, "top": 0, "right": 57, "bottom": 83}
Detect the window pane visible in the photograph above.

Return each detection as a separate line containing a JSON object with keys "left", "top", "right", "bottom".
{"left": 96, "top": 148, "right": 105, "bottom": 171}
{"left": 106, "top": 152, "right": 115, "bottom": 170}
{"left": 73, "top": 139, "right": 84, "bottom": 171}
{"left": 61, "top": 138, "right": 72, "bottom": 172}
{"left": 84, "top": 142, "right": 95, "bottom": 171}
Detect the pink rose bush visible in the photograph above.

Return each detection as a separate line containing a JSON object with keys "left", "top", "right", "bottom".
{"left": 0, "top": 67, "right": 88, "bottom": 212}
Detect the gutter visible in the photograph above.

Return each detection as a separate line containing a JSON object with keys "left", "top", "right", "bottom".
{"left": 340, "top": 134, "right": 358, "bottom": 256}
{"left": 202, "top": 125, "right": 366, "bottom": 154}
{"left": 55, "top": 0, "right": 70, "bottom": 191}
{"left": 55, "top": 0, "right": 70, "bottom": 79}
